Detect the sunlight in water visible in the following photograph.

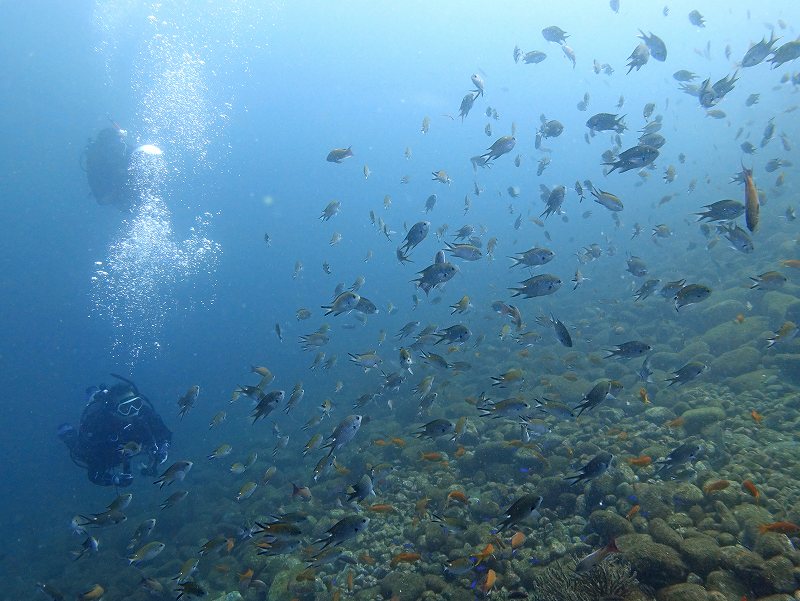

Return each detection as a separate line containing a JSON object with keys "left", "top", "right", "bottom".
{"left": 91, "top": 145, "right": 221, "bottom": 364}
{"left": 89, "top": 1, "right": 259, "bottom": 363}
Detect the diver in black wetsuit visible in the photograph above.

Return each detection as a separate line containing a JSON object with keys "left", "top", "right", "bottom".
{"left": 59, "top": 374, "right": 172, "bottom": 487}
{"left": 82, "top": 124, "right": 135, "bottom": 211}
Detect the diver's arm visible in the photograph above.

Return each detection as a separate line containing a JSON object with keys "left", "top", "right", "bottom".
{"left": 146, "top": 410, "right": 172, "bottom": 446}
{"left": 140, "top": 407, "right": 172, "bottom": 462}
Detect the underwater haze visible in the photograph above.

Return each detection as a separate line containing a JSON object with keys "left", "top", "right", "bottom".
{"left": 3, "top": 1, "right": 800, "bottom": 600}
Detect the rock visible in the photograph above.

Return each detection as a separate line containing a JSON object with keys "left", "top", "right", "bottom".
{"left": 354, "top": 588, "right": 381, "bottom": 601}
{"left": 700, "top": 299, "right": 746, "bottom": 326}
{"left": 711, "top": 501, "right": 739, "bottom": 537}
{"left": 538, "top": 476, "right": 566, "bottom": 506}
{"left": 676, "top": 339, "right": 712, "bottom": 363}
{"left": 754, "top": 532, "right": 797, "bottom": 559}
{"left": 211, "top": 593, "right": 243, "bottom": 601}
{"left": 634, "top": 483, "right": 673, "bottom": 520}
{"left": 720, "top": 546, "right": 772, "bottom": 596}
{"left": 716, "top": 532, "right": 737, "bottom": 546}
{"left": 423, "top": 574, "right": 447, "bottom": 594}
{"left": 589, "top": 509, "right": 634, "bottom": 540}
{"left": 679, "top": 535, "right": 721, "bottom": 575}
{"left": 725, "top": 369, "right": 777, "bottom": 395}
{"left": 763, "top": 555, "right": 797, "bottom": 593}
{"left": 380, "top": 571, "right": 426, "bottom": 601}
{"left": 733, "top": 504, "right": 773, "bottom": 548}
{"left": 618, "top": 534, "right": 688, "bottom": 589}
{"left": 763, "top": 290, "right": 798, "bottom": 322}
{"left": 702, "top": 318, "right": 768, "bottom": 355}
{"left": 681, "top": 407, "right": 725, "bottom": 435}
{"left": 671, "top": 482, "right": 705, "bottom": 507}
{"left": 463, "top": 442, "right": 519, "bottom": 480}
{"left": 710, "top": 346, "right": 761, "bottom": 379}
{"left": 644, "top": 405, "right": 676, "bottom": 422}
{"left": 268, "top": 558, "right": 308, "bottom": 601}
{"left": 768, "top": 353, "right": 800, "bottom": 386}
{"left": 786, "top": 300, "right": 800, "bottom": 323}
{"left": 648, "top": 518, "right": 683, "bottom": 548}
{"left": 557, "top": 492, "right": 577, "bottom": 516}
{"left": 655, "top": 583, "right": 709, "bottom": 601}
{"left": 705, "top": 570, "right": 747, "bottom": 600}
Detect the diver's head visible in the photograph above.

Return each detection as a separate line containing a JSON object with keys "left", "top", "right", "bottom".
{"left": 116, "top": 393, "right": 143, "bottom": 418}
{"left": 107, "top": 384, "right": 143, "bottom": 417}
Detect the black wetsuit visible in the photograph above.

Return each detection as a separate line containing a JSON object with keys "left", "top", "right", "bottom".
{"left": 83, "top": 127, "right": 133, "bottom": 210}
{"left": 68, "top": 386, "right": 171, "bottom": 487}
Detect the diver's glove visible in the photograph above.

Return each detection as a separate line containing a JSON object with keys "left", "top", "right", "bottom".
{"left": 112, "top": 472, "right": 133, "bottom": 487}
{"left": 58, "top": 423, "right": 77, "bottom": 448}
{"left": 156, "top": 441, "right": 170, "bottom": 465}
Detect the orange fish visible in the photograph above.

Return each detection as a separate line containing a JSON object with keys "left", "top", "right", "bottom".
{"left": 665, "top": 416, "right": 685, "bottom": 429}
{"left": 390, "top": 437, "right": 406, "bottom": 447}
{"left": 368, "top": 504, "right": 396, "bottom": 513}
{"left": 359, "top": 553, "right": 375, "bottom": 565}
{"left": 750, "top": 409, "right": 763, "bottom": 424}
{"left": 735, "top": 313, "right": 745, "bottom": 324}
{"left": 372, "top": 439, "right": 388, "bottom": 446}
{"left": 703, "top": 480, "right": 730, "bottom": 494}
{"left": 510, "top": 531, "right": 525, "bottom": 550}
{"left": 625, "top": 504, "right": 640, "bottom": 520}
{"left": 454, "top": 445, "right": 466, "bottom": 458}
{"left": 759, "top": 521, "right": 800, "bottom": 535}
{"left": 390, "top": 552, "right": 421, "bottom": 567}
{"left": 481, "top": 569, "right": 497, "bottom": 595}
{"left": 781, "top": 259, "right": 800, "bottom": 269}
{"left": 226, "top": 537, "right": 235, "bottom": 552}
{"left": 472, "top": 543, "right": 495, "bottom": 566}
{"left": 239, "top": 568, "right": 254, "bottom": 587}
{"left": 446, "top": 490, "right": 470, "bottom": 507}
{"left": 742, "top": 480, "right": 760, "bottom": 504}
{"left": 346, "top": 569, "right": 354, "bottom": 592}
{"left": 626, "top": 455, "right": 652, "bottom": 467}
{"left": 638, "top": 387, "right": 651, "bottom": 404}
{"left": 420, "top": 451, "right": 443, "bottom": 461}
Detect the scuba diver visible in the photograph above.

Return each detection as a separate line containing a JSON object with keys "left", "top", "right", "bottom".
{"left": 82, "top": 120, "right": 162, "bottom": 211}
{"left": 59, "top": 374, "right": 172, "bottom": 487}
{"left": 82, "top": 122, "right": 134, "bottom": 210}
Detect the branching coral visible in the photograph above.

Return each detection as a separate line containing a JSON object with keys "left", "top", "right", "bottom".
{"left": 531, "top": 556, "right": 642, "bottom": 601}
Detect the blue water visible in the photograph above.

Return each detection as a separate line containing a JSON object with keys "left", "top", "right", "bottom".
{"left": 2, "top": 1, "right": 799, "bottom": 599}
